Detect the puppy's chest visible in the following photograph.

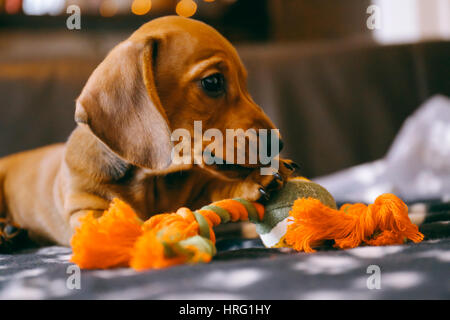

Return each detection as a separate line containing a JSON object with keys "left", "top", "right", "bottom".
{"left": 121, "top": 170, "right": 211, "bottom": 218}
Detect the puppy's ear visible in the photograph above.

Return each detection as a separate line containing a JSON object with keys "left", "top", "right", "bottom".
{"left": 75, "top": 39, "right": 172, "bottom": 170}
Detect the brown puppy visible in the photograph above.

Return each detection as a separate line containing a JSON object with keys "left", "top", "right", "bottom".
{"left": 0, "top": 16, "right": 294, "bottom": 247}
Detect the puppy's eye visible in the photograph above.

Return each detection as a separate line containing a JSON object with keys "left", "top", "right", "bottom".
{"left": 201, "top": 73, "right": 225, "bottom": 97}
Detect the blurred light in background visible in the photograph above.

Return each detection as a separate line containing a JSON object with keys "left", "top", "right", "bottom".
{"left": 131, "top": 0, "right": 151, "bottom": 16}
{"left": 373, "top": 0, "right": 450, "bottom": 43}
{"left": 5, "top": 0, "right": 22, "bottom": 14}
{"left": 176, "top": 0, "right": 197, "bottom": 18}
{"left": 22, "top": 0, "right": 65, "bottom": 15}
{"left": 99, "top": 0, "right": 118, "bottom": 18}
{"left": 1, "top": 0, "right": 223, "bottom": 17}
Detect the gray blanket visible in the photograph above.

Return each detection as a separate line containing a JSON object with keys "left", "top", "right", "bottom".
{"left": 0, "top": 237, "right": 448, "bottom": 299}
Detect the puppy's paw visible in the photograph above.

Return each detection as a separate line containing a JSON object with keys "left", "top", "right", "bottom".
{"left": 232, "top": 159, "right": 298, "bottom": 202}
{"left": 0, "top": 219, "right": 30, "bottom": 253}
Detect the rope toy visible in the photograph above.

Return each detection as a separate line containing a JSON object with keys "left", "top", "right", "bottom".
{"left": 71, "top": 198, "right": 264, "bottom": 270}
{"left": 70, "top": 178, "right": 423, "bottom": 271}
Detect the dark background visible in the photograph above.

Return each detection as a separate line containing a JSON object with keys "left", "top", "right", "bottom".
{"left": 1, "top": 0, "right": 449, "bottom": 177}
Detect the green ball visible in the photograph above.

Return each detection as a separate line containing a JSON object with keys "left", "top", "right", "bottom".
{"left": 255, "top": 178, "right": 337, "bottom": 248}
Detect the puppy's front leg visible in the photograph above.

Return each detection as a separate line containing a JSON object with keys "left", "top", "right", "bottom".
{"left": 69, "top": 210, "right": 105, "bottom": 230}
{"left": 64, "top": 193, "right": 110, "bottom": 244}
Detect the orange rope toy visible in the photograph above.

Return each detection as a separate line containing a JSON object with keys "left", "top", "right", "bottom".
{"left": 71, "top": 198, "right": 264, "bottom": 270}
{"left": 71, "top": 193, "right": 423, "bottom": 271}
{"left": 284, "top": 194, "right": 424, "bottom": 253}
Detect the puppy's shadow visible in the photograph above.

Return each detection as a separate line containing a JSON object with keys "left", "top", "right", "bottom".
{"left": 214, "top": 238, "right": 292, "bottom": 261}
{"left": 214, "top": 238, "right": 337, "bottom": 261}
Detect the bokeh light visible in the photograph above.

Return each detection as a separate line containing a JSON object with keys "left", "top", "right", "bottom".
{"left": 1, "top": 0, "right": 223, "bottom": 17}
{"left": 131, "top": 0, "right": 152, "bottom": 16}
{"left": 100, "top": 0, "right": 118, "bottom": 17}
{"left": 176, "top": 0, "right": 197, "bottom": 18}
{"left": 21, "top": 0, "right": 65, "bottom": 16}
{"left": 5, "top": 0, "right": 22, "bottom": 14}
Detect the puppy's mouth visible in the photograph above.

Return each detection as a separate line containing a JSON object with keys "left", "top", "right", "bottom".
{"left": 207, "top": 161, "right": 255, "bottom": 178}
{"left": 199, "top": 154, "right": 257, "bottom": 180}
{"left": 186, "top": 131, "right": 283, "bottom": 179}
{"left": 202, "top": 136, "right": 282, "bottom": 169}
{"left": 199, "top": 148, "right": 269, "bottom": 180}
{"left": 204, "top": 147, "right": 262, "bottom": 168}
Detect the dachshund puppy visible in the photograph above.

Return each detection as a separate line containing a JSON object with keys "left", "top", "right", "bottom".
{"left": 0, "top": 16, "right": 294, "bottom": 247}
